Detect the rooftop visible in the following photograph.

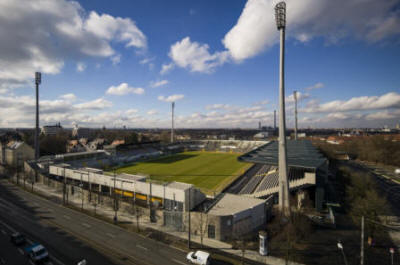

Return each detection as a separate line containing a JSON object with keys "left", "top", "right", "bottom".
{"left": 167, "top": 181, "right": 193, "bottom": 190}
{"left": 207, "top": 193, "right": 265, "bottom": 216}
{"left": 238, "top": 140, "right": 326, "bottom": 169}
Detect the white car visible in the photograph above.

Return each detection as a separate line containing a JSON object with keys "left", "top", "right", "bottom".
{"left": 186, "top": 251, "right": 210, "bottom": 265}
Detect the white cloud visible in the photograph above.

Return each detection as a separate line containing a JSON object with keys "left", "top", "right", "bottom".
{"left": 106, "top": 83, "right": 145, "bottom": 96}
{"left": 158, "top": 94, "right": 184, "bottom": 102}
{"left": 253, "top": 99, "right": 269, "bottom": 105}
{"left": 76, "top": 62, "right": 86, "bottom": 72}
{"left": 302, "top": 92, "right": 400, "bottom": 113}
{"left": 74, "top": 98, "right": 112, "bottom": 110}
{"left": 169, "top": 37, "right": 230, "bottom": 73}
{"left": 140, "top": 57, "right": 154, "bottom": 65}
{"left": 84, "top": 11, "right": 146, "bottom": 49}
{"left": 223, "top": 0, "right": 400, "bottom": 61}
{"left": 150, "top": 80, "right": 169, "bottom": 88}
{"left": 160, "top": 63, "right": 175, "bottom": 75}
{"left": 111, "top": 54, "right": 121, "bottom": 65}
{"left": 59, "top": 93, "right": 77, "bottom": 101}
{"left": 147, "top": 109, "right": 158, "bottom": 115}
{"left": 305, "top": 82, "right": 324, "bottom": 91}
{"left": 0, "top": 0, "right": 147, "bottom": 89}
{"left": 286, "top": 92, "right": 310, "bottom": 103}
{"left": 205, "top": 104, "right": 231, "bottom": 110}
{"left": 125, "top": 109, "right": 139, "bottom": 115}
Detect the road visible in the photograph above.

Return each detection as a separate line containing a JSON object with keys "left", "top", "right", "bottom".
{"left": 0, "top": 179, "right": 190, "bottom": 265}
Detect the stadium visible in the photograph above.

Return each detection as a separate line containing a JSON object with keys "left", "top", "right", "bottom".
{"left": 31, "top": 138, "right": 328, "bottom": 241}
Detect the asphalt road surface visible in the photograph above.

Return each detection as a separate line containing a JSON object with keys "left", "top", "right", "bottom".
{"left": 0, "top": 179, "right": 191, "bottom": 265}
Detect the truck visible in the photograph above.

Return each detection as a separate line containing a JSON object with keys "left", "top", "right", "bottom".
{"left": 24, "top": 243, "right": 49, "bottom": 264}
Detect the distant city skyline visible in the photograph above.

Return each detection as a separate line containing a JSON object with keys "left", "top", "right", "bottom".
{"left": 0, "top": 0, "right": 399, "bottom": 129}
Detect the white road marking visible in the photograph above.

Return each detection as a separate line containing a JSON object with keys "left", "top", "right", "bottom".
{"left": 82, "top": 223, "right": 91, "bottom": 228}
{"left": 18, "top": 248, "right": 24, "bottom": 255}
{"left": 0, "top": 220, "right": 16, "bottom": 233}
{"left": 1, "top": 229, "right": 6, "bottom": 235}
{"left": 106, "top": 233, "right": 115, "bottom": 238}
{"left": 172, "top": 259, "right": 187, "bottom": 265}
{"left": 63, "top": 215, "right": 71, "bottom": 220}
{"left": 136, "top": 244, "right": 148, "bottom": 251}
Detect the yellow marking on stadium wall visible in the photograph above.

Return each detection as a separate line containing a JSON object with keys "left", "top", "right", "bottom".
{"left": 135, "top": 193, "right": 147, "bottom": 201}
{"left": 151, "top": 197, "right": 162, "bottom": 203}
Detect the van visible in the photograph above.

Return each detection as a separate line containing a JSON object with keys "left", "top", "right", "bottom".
{"left": 186, "top": 250, "right": 210, "bottom": 265}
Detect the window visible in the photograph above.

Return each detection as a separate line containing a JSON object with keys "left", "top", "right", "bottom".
{"left": 208, "top": 225, "right": 215, "bottom": 239}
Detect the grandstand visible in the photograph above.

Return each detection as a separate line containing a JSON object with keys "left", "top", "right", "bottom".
{"left": 232, "top": 140, "right": 328, "bottom": 211}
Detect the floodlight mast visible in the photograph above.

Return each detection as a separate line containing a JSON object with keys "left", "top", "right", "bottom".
{"left": 171, "top": 102, "right": 175, "bottom": 143}
{"left": 294, "top": 90, "right": 298, "bottom": 140}
{"left": 34, "top": 72, "right": 41, "bottom": 160}
{"left": 275, "top": 1, "right": 290, "bottom": 216}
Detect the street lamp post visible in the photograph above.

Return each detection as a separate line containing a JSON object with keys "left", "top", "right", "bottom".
{"left": 275, "top": 1, "right": 290, "bottom": 216}
{"left": 337, "top": 241, "right": 349, "bottom": 265}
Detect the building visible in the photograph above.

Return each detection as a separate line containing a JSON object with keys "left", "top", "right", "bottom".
{"left": 0, "top": 141, "right": 34, "bottom": 167}
{"left": 48, "top": 163, "right": 206, "bottom": 212}
{"left": 42, "top": 123, "right": 63, "bottom": 136}
{"left": 197, "top": 193, "right": 271, "bottom": 241}
{"left": 72, "top": 124, "right": 93, "bottom": 139}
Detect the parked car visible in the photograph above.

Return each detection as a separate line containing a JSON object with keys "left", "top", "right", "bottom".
{"left": 10, "top": 232, "right": 26, "bottom": 246}
{"left": 24, "top": 243, "right": 49, "bottom": 264}
{"left": 186, "top": 251, "right": 210, "bottom": 265}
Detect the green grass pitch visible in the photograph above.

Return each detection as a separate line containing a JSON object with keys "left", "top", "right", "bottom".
{"left": 115, "top": 151, "right": 251, "bottom": 192}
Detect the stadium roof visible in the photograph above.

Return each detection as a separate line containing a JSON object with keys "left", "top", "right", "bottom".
{"left": 238, "top": 140, "right": 326, "bottom": 170}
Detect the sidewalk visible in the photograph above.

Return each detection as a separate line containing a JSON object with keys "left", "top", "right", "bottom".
{"left": 24, "top": 179, "right": 303, "bottom": 265}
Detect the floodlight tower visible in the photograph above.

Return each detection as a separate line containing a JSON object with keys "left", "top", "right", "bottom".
{"left": 171, "top": 102, "right": 175, "bottom": 143}
{"left": 275, "top": 1, "right": 290, "bottom": 215}
{"left": 34, "top": 72, "right": 41, "bottom": 160}
{"left": 294, "top": 90, "right": 298, "bottom": 140}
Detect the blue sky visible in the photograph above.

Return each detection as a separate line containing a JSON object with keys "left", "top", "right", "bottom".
{"left": 0, "top": 0, "right": 399, "bottom": 128}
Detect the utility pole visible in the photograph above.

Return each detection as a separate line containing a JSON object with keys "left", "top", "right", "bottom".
{"left": 188, "top": 186, "right": 191, "bottom": 248}
{"left": 274, "top": 110, "right": 276, "bottom": 130}
{"left": 63, "top": 165, "right": 66, "bottom": 204}
{"left": 80, "top": 173, "right": 84, "bottom": 210}
{"left": 275, "top": 1, "right": 290, "bottom": 216}
{"left": 113, "top": 170, "right": 118, "bottom": 223}
{"left": 171, "top": 102, "right": 175, "bottom": 143}
{"left": 361, "top": 216, "right": 364, "bottom": 265}
{"left": 294, "top": 90, "right": 298, "bottom": 140}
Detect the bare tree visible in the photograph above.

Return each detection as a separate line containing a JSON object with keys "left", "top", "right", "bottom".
{"left": 197, "top": 211, "right": 208, "bottom": 247}
{"left": 232, "top": 220, "right": 252, "bottom": 265}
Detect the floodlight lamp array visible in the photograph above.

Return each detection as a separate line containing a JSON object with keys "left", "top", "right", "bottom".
{"left": 275, "top": 1, "right": 286, "bottom": 30}
{"left": 35, "top": 72, "right": 41, "bottom": 85}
